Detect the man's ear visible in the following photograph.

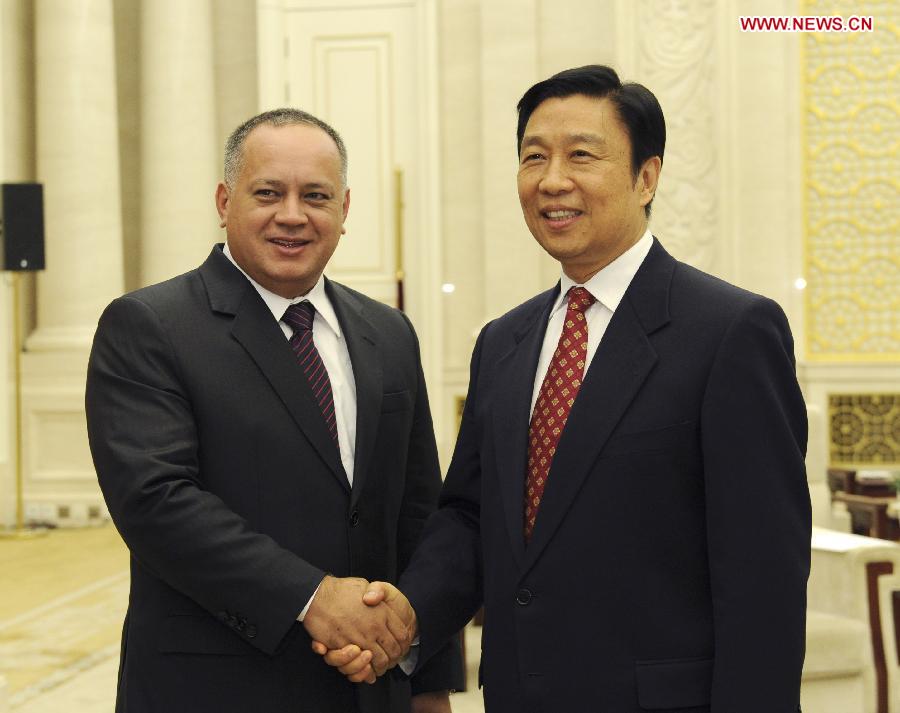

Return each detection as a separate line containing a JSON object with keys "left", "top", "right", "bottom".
{"left": 215, "top": 183, "right": 230, "bottom": 228}
{"left": 637, "top": 156, "right": 662, "bottom": 208}
{"left": 340, "top": 187, "right": 351, "bottom": 234}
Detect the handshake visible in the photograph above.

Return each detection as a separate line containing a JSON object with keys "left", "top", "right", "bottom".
{"left": 303, "top": 575, "right": 416, "bottom": 684}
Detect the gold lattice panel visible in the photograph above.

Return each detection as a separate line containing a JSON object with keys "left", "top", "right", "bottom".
{"left": 802, "top": 0, "right": 900, "bottom": 360}
{"left": 830, "top": 393, "right": 900, "bottom": 465}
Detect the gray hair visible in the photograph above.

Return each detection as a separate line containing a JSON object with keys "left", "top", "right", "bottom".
{"left": 223, "top": 108, "right": 348, "bottom": 188}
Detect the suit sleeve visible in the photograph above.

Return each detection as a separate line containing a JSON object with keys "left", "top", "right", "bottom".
{"left": 395, "top": 313, "right": 466, "bottom": 694}
{"left": 399, "top": 324, "right": 488, "bottom": 669}
{"left": 86, "top": 295, "right": 326, "bottom": 656}
{"left": 701, "top": 296, "right": 810, "bottom": 711}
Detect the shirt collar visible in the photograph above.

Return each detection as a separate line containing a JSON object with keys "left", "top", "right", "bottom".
{"left": 223, "top": 242, "right": 343, "bottom": 340}
{"left": 552, "top": 229, "right": 654, "bottom": 317}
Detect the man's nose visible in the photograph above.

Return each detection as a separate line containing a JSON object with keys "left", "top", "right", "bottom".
{"left": 538, "top": 159, "right": 573, "bottom": 194}
{"left": 275, "top": 196, "right": 308, "bottom": 226}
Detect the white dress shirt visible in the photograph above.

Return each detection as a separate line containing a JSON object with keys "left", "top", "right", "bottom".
{"left": 530, "top": 230, "right": 654, "bottom": 416}
{"left": 223, "top": 244, "right": 357, "bottom": 484}
{"left": 224, "top": 244, "right": 359, "bottom": 622}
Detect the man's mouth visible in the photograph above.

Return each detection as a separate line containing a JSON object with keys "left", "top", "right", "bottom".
{"left": 543, "top": 209, "right": 580, "bottom": 218}
{"left": 541, "top": 209, "right": 582, "bottom": 222}
{"left": 269, "top": 238, "right": 310, "bottom": 248}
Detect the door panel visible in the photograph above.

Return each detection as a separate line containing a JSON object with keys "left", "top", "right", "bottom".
{"left": 286, "top": 4, "right": 417, "bottom": 306}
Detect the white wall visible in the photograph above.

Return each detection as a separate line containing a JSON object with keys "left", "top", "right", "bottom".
{"left": 0, "top": 0, "right": 894, "bottom": 522}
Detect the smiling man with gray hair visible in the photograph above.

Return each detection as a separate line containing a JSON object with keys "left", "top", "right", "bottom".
{"left": 86, "top": 107, "right": 462, "bottom": 713}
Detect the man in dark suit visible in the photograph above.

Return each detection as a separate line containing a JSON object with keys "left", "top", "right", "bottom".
{"left": 85, "top": 108, "right": 461, "bottom": 713}
{"left": 323, "top": 65, "right": 810, "bottom": 712}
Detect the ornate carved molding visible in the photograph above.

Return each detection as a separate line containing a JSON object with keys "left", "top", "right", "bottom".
{"left": 634, "top": 0, "right": 720, "bottom": 271}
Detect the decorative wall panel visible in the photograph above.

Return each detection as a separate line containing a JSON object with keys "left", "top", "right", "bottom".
{"left": 283, "top": 3, "right": 424, "bottom": 309}
{"left": 312, "top": 37, "right": 391, "bottom": 277}
{"left": 829, "top": 393, "right": 900, "bottom": 466}
{"left": 634, "top": 0, "right": 720, "bottom": 272}
{"left": 803, "top": 0, "right": 899, "bottom": 360}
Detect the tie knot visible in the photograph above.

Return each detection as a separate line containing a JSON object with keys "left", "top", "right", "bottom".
{"left": 282, "top": 301, "right": 315, "bottom": 333}
{"left": 567, "top": 286, "right": 595, "bottom": 312}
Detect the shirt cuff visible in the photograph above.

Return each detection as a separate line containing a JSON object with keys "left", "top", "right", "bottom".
{"left": 399, "top": 641, "right": 420, "bottom": 675}
{"left": 296, "top": 580, "right": 324, "bottom": 621}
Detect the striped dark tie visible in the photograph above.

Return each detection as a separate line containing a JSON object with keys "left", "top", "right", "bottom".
{"left": 282, "top": 302, "right": 339, "bottom": 446}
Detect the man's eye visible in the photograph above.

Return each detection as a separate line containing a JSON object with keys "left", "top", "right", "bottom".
{"left": 572, "top": 150, "right": 591, "bottom": 158}
{"left": 255, "top": 189, "right": 278, "bottom": 198}
{"left": 307, "top": 193, "right": 329, "bottom": 201}
{"left": 522, "top": 153, "right": 543, "bottom": 163}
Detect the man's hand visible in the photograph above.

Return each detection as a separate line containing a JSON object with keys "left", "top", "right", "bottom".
{"left": 362, "top": 581, "right": 417, "bottom": 639}
{"left": 311, "top": 581, "right": 417, "bottom": 683}
{"left": 303, "top": 576, "right": 412, "bottom": 675}
{"left": 311, "top": 642, "right": 377, "bottom": 684}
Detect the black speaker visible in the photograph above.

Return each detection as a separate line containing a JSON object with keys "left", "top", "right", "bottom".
{"left": 1, "top": 183, "right": 45, "bottom": 271}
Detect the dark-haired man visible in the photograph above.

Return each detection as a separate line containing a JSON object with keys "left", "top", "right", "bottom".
{"left": 86, "top": 108, "right": 461, "bottom": 713}
{"left": 323, "top": 65, "right": 810, "bottom": 712}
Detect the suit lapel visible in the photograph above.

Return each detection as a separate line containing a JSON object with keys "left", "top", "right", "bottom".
{"left": 326, "top": 280, "right": 382, "bottom": 508}
{"left": 523, "top": 240, "right": 674, "bottom": 570}
{"left": 199, "top": 247, "right": 349, "bottom": 492}
{"left": 492, "top": 289, "right": 558, "bottom": 569}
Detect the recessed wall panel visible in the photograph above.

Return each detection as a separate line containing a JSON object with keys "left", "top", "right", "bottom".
{"left": 315, "top": 38, "right": 391, "bottom": 275}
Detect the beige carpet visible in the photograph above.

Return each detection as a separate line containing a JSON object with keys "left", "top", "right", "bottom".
{"left": 0, "top": 525, "right": 128, "bottom": 709}
{"left": 0, "top": 524, "right": 485, "bottom": 712}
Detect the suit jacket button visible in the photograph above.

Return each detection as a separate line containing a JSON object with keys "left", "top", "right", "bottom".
{"left": 216, "top": 611, "right": 228, "bottom": 623}
{"left": 349, "top": 510, "right": 360, "bottom": 527}
{"left": 516, "top": 588, "right": 532, "bottom": 605}
{"left": 246, "top": 625, "right": 258, "bottom": 639}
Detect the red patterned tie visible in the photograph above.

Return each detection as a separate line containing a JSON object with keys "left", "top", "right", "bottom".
{"left": 282, "top": 302, "right": 339, "bottom": 446}
{"left": 524, "top": 286, "right": 596, "bottom": 541}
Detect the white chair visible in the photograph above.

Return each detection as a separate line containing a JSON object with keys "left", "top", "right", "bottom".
{"left": 805, "top": 527, "right": 900, "bottom": 713}
{"left": 803, "top": 610, "right": 867, "bottom": 713}
{"left": 807, "top": 404, "right": 851, "bottom": 531}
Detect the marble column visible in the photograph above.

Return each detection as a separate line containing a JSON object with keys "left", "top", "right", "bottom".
{"left": 140, "top": 0, "right": 218, "bottom": 286}
{"left": 479, "top": 0, "right": 546, "bottom": 316}
{"left": 0, "top": 0, "right": 35, "bottom": 527}
{"left": 32, "top": 0, "right": 124, "bottom": 350}
{"left": 22, "top": 0, "right": 124, "bottom": 525}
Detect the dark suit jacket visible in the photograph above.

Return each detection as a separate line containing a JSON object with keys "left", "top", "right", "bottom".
{"left": 85, "top": 245, "right": 462, "bottom": 713}
{"left": 401, "top": 239, "right": 810, "bottom": 713}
